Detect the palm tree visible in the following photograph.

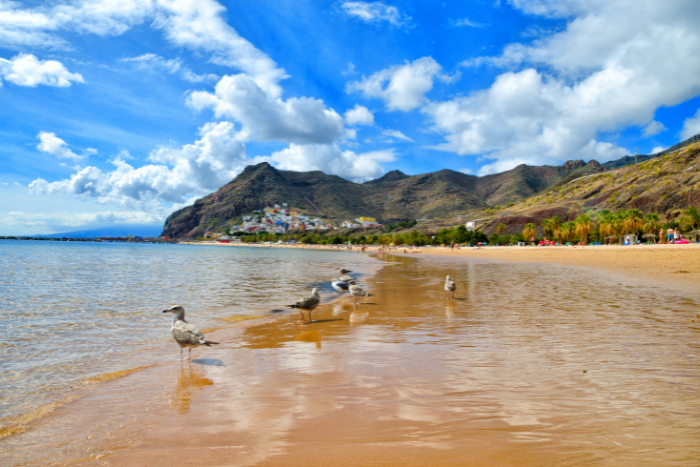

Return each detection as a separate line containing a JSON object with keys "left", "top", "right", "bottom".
{"left": 523, "top": 223, "right": 537, "bottom": 244}
{"left": 679, "top": 206, "right": 700, "bottom": 232}
{"left": 643, "top": 213, "right": 661, "bottom": 234}
{"left": 550, "top": 216, "right": 562, "bottom": 242}
{"left": 575, "top": 214, "right": 593, "bottom": 244}
{"left": 623, "top": 209, "right": 643, "bottom": 236}
{"left": 541, "top": 219, "right": 553, "bottom": 239}
{"left": 561, "top": 222, "right": 576, "bottom": 243}
{"left": 496, "top": 223, "right": 506, "bottom": 235}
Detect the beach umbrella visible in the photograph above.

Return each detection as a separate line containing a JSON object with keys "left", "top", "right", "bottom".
{"left": 605, "top": 235, "right": 617, "bottom": 239}
{"left": 641, "top": 233, "right": 657, "bottom": 238}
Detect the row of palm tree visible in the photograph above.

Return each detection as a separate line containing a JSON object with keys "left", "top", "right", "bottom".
{"left": 520, "top": 206, "right": 700, "bottom": 244}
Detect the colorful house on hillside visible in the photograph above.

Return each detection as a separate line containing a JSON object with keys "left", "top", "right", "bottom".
{"left": 357, "top": 217, "right": 380, "bottom": 227}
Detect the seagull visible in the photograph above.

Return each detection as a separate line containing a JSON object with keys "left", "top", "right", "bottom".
{"left": 162, "top": 305, "right": 219, "bottom": 360}
{"left": 349, "top": 284, "right": 373, "bottom": 305}
{"left": 288, "top": 288, "right": 321, "bottom": 321}
{"left": 445, "top": 275, "right": 456, "bottom": 300}
{"left": 336, "top": 268, "right": 353, "bottom": 275}
{"left": 331, "top": 278, "right": 355, "bottom": 295}
{"left": 339, "top": 274, "right": 354, "bottom": 282}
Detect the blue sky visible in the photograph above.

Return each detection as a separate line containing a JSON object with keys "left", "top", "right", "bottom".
{"left": 2, "top": 0, "right": 700, "bottom": 235}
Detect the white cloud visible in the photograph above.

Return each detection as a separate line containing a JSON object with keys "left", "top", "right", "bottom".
{"left": 340, "top": 2, "right": 411, "bottom": 27}
{"left": 425, "top": 0, "right": 700, "bottom": 169}
{"left": 121, "top": 53, "right": 182, "bottom": 73}
{"left": 459, "top": 168, "right": 473, "bottom": 174}
{"left": 121, "top": 53, "right": 219, "bottom": 83}
{"left": 30, "top": 122, "right": 251, "bottom": 209}
{"left": 188, "top": 74, "right": 344, "bottom": 144}
{"left": 0, "top": 0, "right": 286, "bottom": 96}
{"left": 347, "top": 57, "right": 455, "bottom": 111}
{"left": 271, "top": 143, "right": 395, "bottom": 182}
{"left": 381, "top": 129, "right": 413, "bottom": 142}
{"left": 341, "top": 128, "right": 358, "bottom": 141}
{"left": 681, "top": 108, "right": 700, "bottom": 140}
{"left": 182, "top": 69, "right": 218, "bottom": 83}
{"left": 651, "top": 146, "right": 664, "bottom": 154}
{"left": 37, "top": 132, "right": 84, "bottom": 161}
{"left": 344, "top": 104, "right": 374, "bottom": 125}
{"left": 450, "top": 17, "right": 487, "bottom": 28}
{"left": 0, "top": 53, "right": 84, "bottom": 87}
{"left": 3, "top": 210, "right": 161, "bottom": 229}
{"left": 642, "top": 120, "right": 667, "bottom": 137}
{"left": 342, "top": 62, "right": 356, "bottom": 76}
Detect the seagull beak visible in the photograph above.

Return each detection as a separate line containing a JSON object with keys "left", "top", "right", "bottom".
{"left": 162, "top": 309, "right": 169, "bottom": 313}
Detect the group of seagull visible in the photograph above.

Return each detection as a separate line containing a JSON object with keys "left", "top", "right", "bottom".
{"left": 163, "top": 268, "right": 457, "bottom": 360}
{"left": 288, "top": 268, "right": 373, "bottom": 322}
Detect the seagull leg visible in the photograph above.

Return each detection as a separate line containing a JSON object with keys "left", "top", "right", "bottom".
{"left": 180, "top": 347, "right": 183, "bottom": 360}
{"left": 299, "top": 309, "right": 305, "bottom": 321}
{"left": 309, "top": 309, "right": 313, "bottom": 322}
{"left": 188, "top": 347, "right": 192, "bottom": 360}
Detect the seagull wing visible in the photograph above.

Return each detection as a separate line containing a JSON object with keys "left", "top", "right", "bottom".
{"left": 172, "top": 321, "right": 207, "bottom": 346}
{"left": 290, "top": 294, "right": 320, "bottom": 310}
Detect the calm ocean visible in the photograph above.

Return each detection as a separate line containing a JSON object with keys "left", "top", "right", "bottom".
{"left": 0, "top": 240, "right": 378, "bottom": 431}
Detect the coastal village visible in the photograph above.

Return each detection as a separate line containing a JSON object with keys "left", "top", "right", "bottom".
{"left": 202, "top": 203, "right": 382, "bottom": 240}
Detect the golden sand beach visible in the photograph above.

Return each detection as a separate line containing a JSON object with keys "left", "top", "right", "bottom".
{"left": 3, "top": 246, "right": 700, "bottom": 467}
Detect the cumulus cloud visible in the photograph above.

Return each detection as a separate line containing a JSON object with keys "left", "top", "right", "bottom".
{"left": 344, "top": 104, "right": 374, "bottom": 125}
{"left": 0, "top": 53, "right": 84, "bottom": 87}
{"left": 347, "top": 57, "right": 455, "bottom": 111}
{"left": 30, "top": 121, "right": 251, "bottom": 209}
{"left": 381, "top": 129, "right": 413, "bottom": 142}
{"left": 651, "top": 146, "right": 664, "bottom": 154}
{"left": 270, "top": 143, "right": 395, "bottom": 182}
{"left": 0, "top": 0, "right": 286, "bottom": 96}
{"left": 340, "top": 2, "right": 411, "bottom": 27}
{"left": 681, "top": 108, "right": 700, "bottom": 140}
{"left": 425, "top": 0, "right": 700, "bottom": 172}
{"left": 188, "top": 74, "right": 344, "bottom": 144}
{"left": 642, "top": 120, "right": 667, "bottom": 138}
{"left": 36, "top": 132, "right": 85, "bottom": 161}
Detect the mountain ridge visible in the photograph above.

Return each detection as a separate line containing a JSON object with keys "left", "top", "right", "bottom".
{"left": 162, "top": 134, "right": 700, "bottom": 239}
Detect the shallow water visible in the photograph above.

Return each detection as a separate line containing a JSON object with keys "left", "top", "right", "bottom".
{"left": 0, "top": 241, "right": 377, "bottom": 441}
{"left": 3, "top": 246, "right": 700, "bottom": 466}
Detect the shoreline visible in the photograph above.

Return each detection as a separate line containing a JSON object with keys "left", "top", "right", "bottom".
{"left": 183, "top": 240, "right": 700, "bottom": 288}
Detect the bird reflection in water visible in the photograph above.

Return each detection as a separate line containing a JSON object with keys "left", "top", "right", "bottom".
{"left": 294, "top": 330, "right": 322, "bottom": 349}
{"left": 172, "top": 361, "right": 213, "bottom": 414}
{"left": 349, "top": 309, "right": 368, "bottom": 324}
{"left": 445, "top": 301, "right": 455, "bottom": 321}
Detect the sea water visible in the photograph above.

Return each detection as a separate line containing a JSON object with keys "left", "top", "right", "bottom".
{"left": 0, "top": 240, "right": 376, "bottom": 435}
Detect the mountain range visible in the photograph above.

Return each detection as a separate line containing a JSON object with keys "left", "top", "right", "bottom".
{"left": 162, "top": 134, "right": 700, "bottom": 239}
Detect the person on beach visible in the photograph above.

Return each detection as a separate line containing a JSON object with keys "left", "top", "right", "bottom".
{"left": 667, "top": 228, "right": 674, "bottom": 243}
{"left": 450, "top": 241, "right": 455, "bottom": 251}
{"left": 674, "top": 228, "right": 679, "bottom": 244}
{"left": 659, "top": 229, "right": 665, "bottom": 244}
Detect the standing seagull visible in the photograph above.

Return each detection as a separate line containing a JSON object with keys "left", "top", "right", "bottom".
{"left": 162, "top": 305, "right": 219, "bottom": 360}
{"left": 288, "top": 288, "right": 321, "bottom": 322}
{"left": 349, "top": 284, "right": 373, "bottom": 305}
{"left": 331, "top": 278, "right": 355, "bottom": 295}
{"left": 336, "top": 268, "right": 353, "bottom": 275}
{"left": 339, "top": 274, "right": 354, "bottom": 282}
{"left": 445, "top": 275, "right": 456, "bottom": 300}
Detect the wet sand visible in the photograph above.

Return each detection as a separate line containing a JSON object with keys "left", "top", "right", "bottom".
{"left": 4, "top": 252, "right": 700, "bottom": 467}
